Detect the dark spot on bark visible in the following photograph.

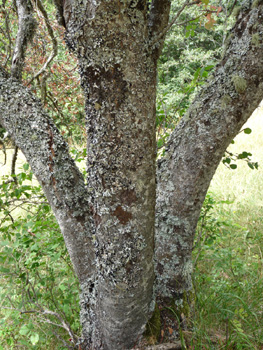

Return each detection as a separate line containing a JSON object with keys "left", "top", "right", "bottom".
{"left": 156, "top": 262, "right": 164, "bottom": 276}
{"left": 236, "top": 110, "right": 242, "bottom": 122}
{"left": 113, "top": 205, "right": 132, "bottom": 224}
{"left": 125, "top": 260, "right": 133, "bottom": 273}
{"left": 74, "top": 214, "right": 86, "bottom": 226}
{"left": 204, "top": 119, "right": 211, "bottom": 127}
{"left": 120, "top": 189, "right": 137, "bottom": 205}
{"left": 90, "top": 205, "right": 102, "bottom": 226}
{"left": 94, "top": 213, "right": 101, "bottom": 226}
{"left": 83, "top": 64, "right": 127, "bottom": 108}
{"left": 89, "top": 283, "right": 94, "bottom": 293}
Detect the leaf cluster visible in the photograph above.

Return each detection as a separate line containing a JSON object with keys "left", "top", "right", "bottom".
{"left": 192, "top": 192, "right": 263, "bottom": 349}
{"left": 0, "top": 164, "right": 80, "bottom": 349}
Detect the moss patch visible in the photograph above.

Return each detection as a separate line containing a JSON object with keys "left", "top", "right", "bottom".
{"left": 232, "top": 6, "right": 242, "bottom": 18}
{"left": 144, "top": 303, "right": 161, "bottom": 344}
{"left": 231, "top": 75, "right": 247, "bottom": 94}
{"left": 252, "top": 33, "right": 260, "bottom": 47}
{"left": 221, "top": 94, "right": 232, "bottom": 108}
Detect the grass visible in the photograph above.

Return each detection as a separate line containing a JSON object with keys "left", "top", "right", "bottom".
{"left": 191, "top": 103, "right": 263, "bottom": 349}
{"left": 1, "top": 106, "right": 263, "bottom": 349}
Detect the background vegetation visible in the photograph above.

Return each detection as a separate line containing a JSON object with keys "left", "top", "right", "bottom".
{"left": 1, "top": 0, "right": 263, "bottom": 349}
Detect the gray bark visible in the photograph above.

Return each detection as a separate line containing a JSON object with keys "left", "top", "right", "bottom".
{"left": 0, "top": 72, "right": 98, "bottom": 346}
{"left": 0, "top": 74, "right": 95, "bottom": 285}
{"left": 1, "top": 0, "right": 263, "bottom": 349}
{"left": 63, "top": 1, "right": 169, "bottom": 348}
{"left": 155, "top": 2, "right": 263, "bottom": 304}
{"left": 1, "top": 0, "right": 170, "bottom": 349}
{"left": 11, "top": 0, "right": 37, "bottom": 80}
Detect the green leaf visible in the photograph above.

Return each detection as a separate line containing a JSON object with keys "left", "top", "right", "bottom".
{"left": 223, "top": 157, "right": 231, "bottom": 164}
{"left": 230, "top": 164, "right": 237, "bottom": 169}
{"left": 23, "top": 163, "right": 29, "bottom": 171}
{"left": 19, "top": 325, "right": 29, "bottom": 336}
{"left": 244, "top": 128, "right": 252, "bottom": 134}
{"left": 30, "top": 333, "right": 39, "bottom": 345}
{"left": 248, "top": 162, "right": 254, "bottom": 169}
{"left": 0, "top": 267, "right": 10, "bottom": 273}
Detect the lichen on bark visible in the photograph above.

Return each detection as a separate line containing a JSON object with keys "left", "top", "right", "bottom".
{"left": 2, "top": 1, "right": 263, "bottom": 349}
{"left": 155, "top": 1, "right": 263, "bottom": 311}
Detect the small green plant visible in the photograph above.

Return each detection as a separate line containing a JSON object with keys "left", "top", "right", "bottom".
{"left": 192, "top": 192, "right": 263, "bottom": 349}
{"left": 0, "top": 164, "right": 80, "bottom": 349}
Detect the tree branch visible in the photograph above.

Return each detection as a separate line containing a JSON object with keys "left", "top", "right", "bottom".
{"left": 149, "top": 0, "right": 196, "bottom": 50}
{"left": 155, "top": 1, "right": 263, "bottom": 298}
{"left": 11, "top": 0, "right": 37, "bottom": 80}
{"left": 27, "top": 0, "right": 58, "bottom": 85}
{"left": 0, "top": 72, "right": 95, "bottom": 282}
{"left": 11, "top": 145, "right": 18, "bottom": 183}
{"left": 148, "top": 0, "right": 171, "bottom": 59}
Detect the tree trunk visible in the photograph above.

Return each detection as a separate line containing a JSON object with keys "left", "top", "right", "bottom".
{"left": 155, "top": 2, "right": 263, "bottom": 310}
{"left": 1, "top": 0, "right": 171, "bottom": 347}
{"left": 54, "top": 1, "right": 167, "bottom": 348}
{"left": 1, "top": 1, "right": 263, "bottom": 349}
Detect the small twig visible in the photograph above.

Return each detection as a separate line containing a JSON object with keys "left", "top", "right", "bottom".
{"left": 27, "top": 0, "right": 58, "bottom": 85}
{"left": 11, "top": 145, "right": 18, "bottom": 183}
{"left": 49, "top": 328, "right": 76, "bottom": 350}
{"left": 40, "top": 309, "right": 77, "bottom": 343}
{"left": 134, "top": 343, "right": 182, "bottom": 350}
{"left": 20, "top": 310, "right": 38, "bottom": 314}
{"left": 150, "top": 1, "right": 197, "bottom": 47}
{"left": 0, "top": 138, "right": 7, "bottom": 166}
{"left": 175, "top": 14, "right": 203, "bottom": 26}
{"left": 227, "top": 0, "right": 238, "bottom": 18}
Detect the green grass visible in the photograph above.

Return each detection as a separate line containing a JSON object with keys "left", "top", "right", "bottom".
{"left": 1, "top": 106, "right": 263, "bottom": 349}
{"left": 191, "top": 103, "right": 263, "bottom": 349}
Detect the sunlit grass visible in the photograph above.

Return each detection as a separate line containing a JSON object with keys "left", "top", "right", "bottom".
{"left": 192, "top": 102, "right": 263, "bottom": 349}
{"left": 210, "top": 102, "right": 263, "bottom": 211}
{"left": 1, "top": 104, "right": 263, "bottom": 349}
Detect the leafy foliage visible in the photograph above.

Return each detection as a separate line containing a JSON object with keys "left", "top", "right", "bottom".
{"left": 0, "top": 0, "right": 85, "bottom": 145}
{"left": 0, "top": 165, "right": 80, "bottom": 349}
{"left": 192, "top": 193, "right": 263, "bottom": 349}
{"left": 156, "top": 0, "right": 242, "bottom": 155}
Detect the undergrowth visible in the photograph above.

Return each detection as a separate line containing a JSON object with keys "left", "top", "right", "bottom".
{"left": 191, "top": 193, "right": 263, "bottom": 349}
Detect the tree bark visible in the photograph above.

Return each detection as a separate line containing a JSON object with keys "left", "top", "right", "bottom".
{"left": 0, "top": 73, "right": 95, "bottom": 284}
{"left": 11, "top": 0, "right": 37, "bottom": 80}
{"left": 1, "top": 0, "right": 263, "bottom": 349}
{"left": 155, "top": 1, "right": 263, "bottom": 307}
{"left": 63, "top": 1, "right": 161, "bottom": 348}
